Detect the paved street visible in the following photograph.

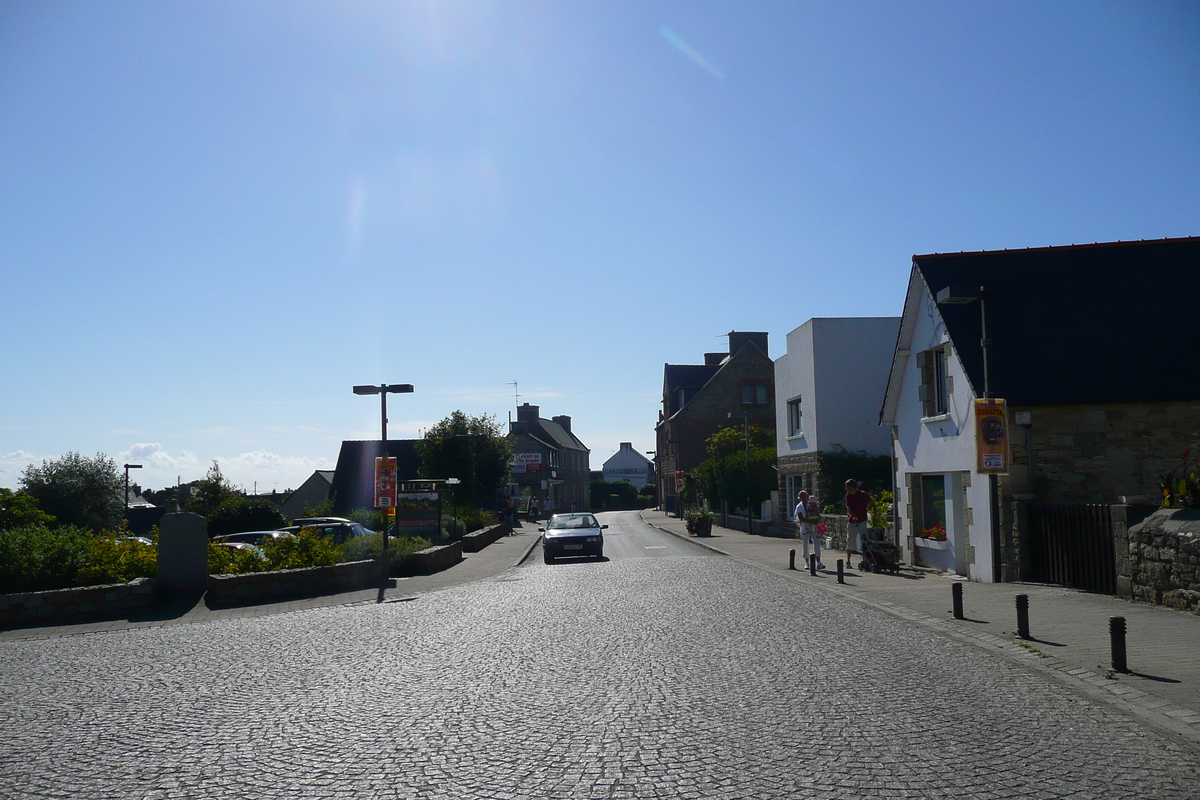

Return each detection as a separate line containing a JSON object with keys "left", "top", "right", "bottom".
{"left": 2, "top": 510, "right": 1198, "bottom": 799}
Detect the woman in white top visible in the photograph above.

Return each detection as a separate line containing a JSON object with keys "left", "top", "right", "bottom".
{"left": 794, "top": 490, "right": 824, "bottom": 570}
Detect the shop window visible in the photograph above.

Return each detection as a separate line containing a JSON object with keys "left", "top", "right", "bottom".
{"left": 920, "top": 474, "right": 947, "bottom": 538}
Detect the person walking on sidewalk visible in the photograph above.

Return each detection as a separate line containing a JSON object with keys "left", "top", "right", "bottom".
{"left": 794, "top": 490, "right": 824, "bottom": 569}
{"left": 528, "top": 496, "right": 539, "bottom": 523}
{"left": 844, "top": 479, "right": 870, "bottom": 568}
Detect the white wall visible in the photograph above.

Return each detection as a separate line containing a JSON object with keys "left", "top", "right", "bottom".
{"left": 811, "top": 317, "right": 899, "bottom": 455}
{"left": 775, "top": 321, "right": 817, "bottom": 455}
{"left": 892, "top": 288, "right": 995, "bottom": 582}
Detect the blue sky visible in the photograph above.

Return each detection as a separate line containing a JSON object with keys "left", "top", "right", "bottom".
{"left": 2, "top": 1, "right": 1198, "bottom": 494}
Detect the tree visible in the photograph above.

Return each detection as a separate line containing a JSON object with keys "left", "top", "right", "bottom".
{"left": 186, "top": 461, "right": 241, "bottom": 519}
{"left": 206, "top": 497, "right": 289, "bottom": 538}
{"left": 415, "top": 411, "right": 512, "bottom": 508}
{"left": 694, "top": 425, "right": 777, "bottom": 515}
{"left": 19, "top": 452, "right": 124, "bottom": 532}
{"left": 0, "top": 488, "right": 55, "bottom": 531}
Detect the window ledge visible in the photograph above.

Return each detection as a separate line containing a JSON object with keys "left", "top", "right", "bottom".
{"left": 786, "top": 433, "right": 806, "bottom": 442}
{"left": 921, "top": 413, "right": 952, "bottom": 424}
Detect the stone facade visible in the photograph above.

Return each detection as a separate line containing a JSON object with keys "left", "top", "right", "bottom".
{"left": 1001, "top": 401, "right": 1200, "bottom": 505}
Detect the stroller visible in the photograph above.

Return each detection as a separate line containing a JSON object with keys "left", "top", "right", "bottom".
{"left": 858, "top": 529, "right": 902, "bottom": 574}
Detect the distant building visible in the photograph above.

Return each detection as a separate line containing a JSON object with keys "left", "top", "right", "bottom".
{"left": 656, "top": 331, "right": 775, "bottom": 513}
{"left": 602, "top": 443, "right": 654, "bottom": 489}
{"left": 280, "top": 470, "right": 335, "bottom": 521}
{"left": 774, "top": 317, "right": 899, "bottom": 516}
{"left": 509, "top": 404, "right": 591, "bottom": 514}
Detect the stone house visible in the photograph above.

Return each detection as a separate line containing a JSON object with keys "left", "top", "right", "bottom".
{"left": 774, "top": 317, "right": 899, "bottom": 520}
{"left": 656, "top": 331, "right": 775, "bottom": 513}
{"left": 602, "top": 442, "right": 655, "bottom": 490}
{"left": 508, "top": 403, "right": 591, "bottom": 514}
{"left": 879, "top": 237, "right": 1200, "bottom": 583}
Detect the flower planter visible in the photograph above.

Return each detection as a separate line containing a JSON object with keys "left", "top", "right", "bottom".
{"left": 915, "top": 536, "right": 949, "bottom": 551}
{"left": 687, "top": 519, "right": 713, "bottom": 537}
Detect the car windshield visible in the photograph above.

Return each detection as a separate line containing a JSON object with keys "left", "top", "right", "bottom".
{"left": 547, "top": 514, "right": 598, "bottom": 530}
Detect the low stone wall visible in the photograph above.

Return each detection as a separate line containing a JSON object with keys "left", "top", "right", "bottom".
{"left": 1122, "top": 508, "right": 1200, "bottom": 613}
{"left": 0, "top": 577, "right": 158, "bottom": 627}
{"left": 408, "top": 542, "right": 463, "bottom": 574}
{"left": 461, "top": 522, "right": 510, "bottom": 553}
{"left": 207, "top": 560, "right": 384, "bottom": 606}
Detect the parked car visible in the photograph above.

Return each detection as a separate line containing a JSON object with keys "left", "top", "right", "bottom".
{"left": 281, "top": 518, "right": 374, "bottom": 545}
{"left": 211, "top": 530, "right": 295, "bottom": 546}
{"left": 540, "top": 513, "right": 607, "bottom": 563}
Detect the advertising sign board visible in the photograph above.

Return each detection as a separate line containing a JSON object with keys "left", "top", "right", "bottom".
{"left": 513, "top": 453, "right": 543, "bottom": 474}
{"left": 374, "top": 457, "right": 397, "bottom": 508}
{"left": 974, "top": 398, "right": 1010, "bottom": 474}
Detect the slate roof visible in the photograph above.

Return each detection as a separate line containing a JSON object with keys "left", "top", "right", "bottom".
{"left": 910, "top": 237, "right": 1200, "bottom": 407}
{"left": 329, "top": 439, "right": 421, "bottom": 516}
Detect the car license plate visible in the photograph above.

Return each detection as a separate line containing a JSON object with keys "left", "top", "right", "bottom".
{"left": 563, "top": 544, "right": 583, "bottom": 550}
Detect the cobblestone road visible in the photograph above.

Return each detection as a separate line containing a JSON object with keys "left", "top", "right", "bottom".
{"left": 3, "top": 518, "right": 1198, "bottom": 798}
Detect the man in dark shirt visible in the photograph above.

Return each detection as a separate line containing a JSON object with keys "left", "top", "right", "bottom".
{"left": 844, "top": 479, "right": 870, "bottom": 568}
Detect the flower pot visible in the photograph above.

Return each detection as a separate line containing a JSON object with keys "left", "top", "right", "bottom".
{"left": 915, "top": 536, "right": 949, "bottom": 551}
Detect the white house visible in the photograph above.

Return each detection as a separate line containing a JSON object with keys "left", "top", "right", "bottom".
{"left": 881, "top": 238, "right": 1200, "bottom": 586}
{"left": 774, "top": 317, "right": 899, "bottom": 517}
{"left": 602, "top": 442, "right": 654, "bottom": 489}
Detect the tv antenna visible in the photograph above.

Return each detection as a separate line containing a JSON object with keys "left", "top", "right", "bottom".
{"left": 505, "top": 380, "right": 519, "bottom": 407}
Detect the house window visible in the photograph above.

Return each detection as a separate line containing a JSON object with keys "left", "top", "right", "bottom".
{"left": 920, "top": 474, "right": 947, "bottom": 537}
{"left": 787, "top": 397, "right": 803, "bottom": 436}
{"left": 918, "top": 346, "right": 951, "bottom": 417}
{"left": 742, "top": 384, "right": 768, "bottom": 405}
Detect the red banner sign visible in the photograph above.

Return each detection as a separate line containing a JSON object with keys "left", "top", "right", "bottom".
{"left": 375, "top": 457, "right": 397, "bottom": 507}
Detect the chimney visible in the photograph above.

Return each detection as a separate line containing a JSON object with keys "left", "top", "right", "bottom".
{"left": 552, "top": 415, "right": 571, "bottom": 433}
{"left": 727, "top": 331, "right": 769, "bottom": 357}
{"left": 517, "top": 403, "right": 540, "bottom": 423}
{"left": 620, "top": 442, "right": 632, "bottom": 450}
{"left": 704, "top": 352, "right": 726, "bottom": 366}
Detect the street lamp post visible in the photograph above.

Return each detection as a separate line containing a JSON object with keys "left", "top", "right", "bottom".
{"left": 353, "top": 383, "right": 414, "bottom": 562}
{"left": 936, "top": 286, "right": 1002, "bottom": 582}
{"left": 123, "top": 463, "right": 142, "bottom": 514}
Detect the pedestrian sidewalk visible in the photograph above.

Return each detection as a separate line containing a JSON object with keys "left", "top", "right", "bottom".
{"left": 641, "top": 508, "right": 1200, "bottom": 745}
{"left": 0, "top": 521, "right": 543, "bottom": 642}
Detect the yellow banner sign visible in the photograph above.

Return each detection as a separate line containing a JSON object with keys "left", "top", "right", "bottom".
{"left": 974, "top": 399, "right": 1009, "bottom": 474}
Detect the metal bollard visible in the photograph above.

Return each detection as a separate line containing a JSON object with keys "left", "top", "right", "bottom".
{"left": 789, "top": 549, "right": 796, "bottom": 570}
{"left": 952, "top": 581, "right": 964, "bottom": 619}
{"left": 1015, "top": 594, "right": 1030, "bottom": 639}
{"left": 1110, "top": 616, "right": 1128, "bottom": 673}
{"left": 837, "top": 559, "right": 845, "bottom": 584}
{"left": 809, "top": 554, "right": 817, "bottom": 576}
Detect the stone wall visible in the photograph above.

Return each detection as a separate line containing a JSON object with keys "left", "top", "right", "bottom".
{"left": 461, "top": 522, "right": 510, "bottom": 553}
{"left": 410, "top": 541, "right": 463, "bottom": 574}
{"left": 0, "top": 577, "right": 158, "bottom": 627}
{"left": 207, "top": 560, "right": 384, "bottom": 605}
{"left": 1120, "top": 507, "right": 1200, "bottom": 613}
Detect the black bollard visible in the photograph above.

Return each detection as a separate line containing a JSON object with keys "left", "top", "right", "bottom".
{"left": 837, "top": 559, "right": 845, "bottom": 584}
{"left": 1110, "top": 616, "right": 1128, "bottom": 673}
{"left": 789, "top": 549, "right": 796, "bottom": 570}
{"left": 809, "top": 554, "right": 817, "bottom": 575}
{"left": 952, "top": 581, "right": 964, "bottom": 619}
{"left": 1016, "top": 594, "right": 1030, "bottom": 639}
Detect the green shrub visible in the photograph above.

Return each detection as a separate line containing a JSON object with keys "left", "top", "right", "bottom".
{"left": 208, "top": 541, "right": 269, "bottom": 575}
{"left": 339, "top": 532, "right": 431, "bottom": 574}
{"left": 456, "top": 507, "right": 497, "bottom": 533}
{"left": 0, "top": 525, "right": 92, "bottom": 593}
{"left": 442, "top": 517, "right": 467, "bottom": 538}
{"left": 258, "top": 529, "right": 342, "bottom": 570}
{"left": 78, "top": 535, "right": 158, "bottom": 585}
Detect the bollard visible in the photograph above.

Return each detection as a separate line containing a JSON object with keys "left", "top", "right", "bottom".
{"left": 789, "top": 549, "right": 796, "bottom": 570}
{"left": 1110, "top": 616, "right": 1128, "bottom": 673}
{"left": 1015, "top": 594, "right": 1030, "bottom": 639}
{"left": 809, "top": 554, "right": 817, "bottom": 576}
{"left": 952, "top": 581, "right": 964, "bottom": 619}
{"left": 837, "top": 559, "right": 845, "bottom": 584}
